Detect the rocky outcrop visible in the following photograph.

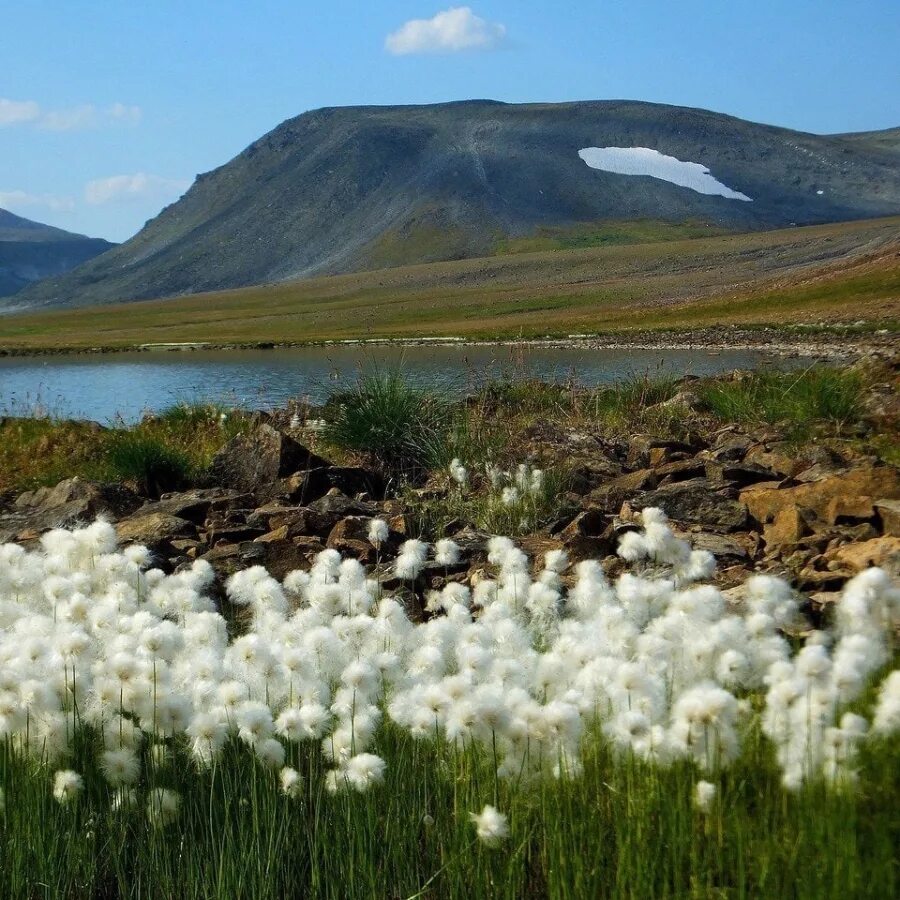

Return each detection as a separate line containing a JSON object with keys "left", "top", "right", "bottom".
{"left": 0, "top": 478, "right": 141, "bottom": 543}
{"left": 2, "top": 415, "right": 898, "bottom": 609}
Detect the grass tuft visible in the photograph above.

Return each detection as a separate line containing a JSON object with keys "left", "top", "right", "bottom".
{"left": 322, "top": 371, "right": 454, "bottom": 482}
{"left": 699, "top": 368, "right": 864, "bottom": 436}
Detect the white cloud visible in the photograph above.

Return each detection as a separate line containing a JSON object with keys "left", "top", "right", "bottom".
{"left": 0, "top": 189, "right": 76, "bottom": 213}
{"left": 107, "top": 102, "right": 142, "bottom": 124}
{"left": 385, "top": 6, "right": 506, "bottom": 55}
{"left": 0, "top": 98, "right": 41, "bottom": 126}
{"left": 39, "top": 104, "right": 98, "bottom": 131}
{"left": 0, "top": 98, "right": 142, "bottom": 131}
{"left": 84, "top": 173, "right": 191, "bottom": 206}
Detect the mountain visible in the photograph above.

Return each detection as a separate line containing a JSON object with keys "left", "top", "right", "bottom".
{"left": 11, "top": 100, "right": 900, "bottom": 310}
{"left": 0, "top": 209, "right": 114, "bottom": 299}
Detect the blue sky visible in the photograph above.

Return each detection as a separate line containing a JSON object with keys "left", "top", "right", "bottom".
{"left": 2, "top": 1, "right": 898, "bottom": 242}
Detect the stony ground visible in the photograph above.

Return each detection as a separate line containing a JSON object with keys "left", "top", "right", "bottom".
{"left": 2, "top": 368, "right": 898, "bottom": 623}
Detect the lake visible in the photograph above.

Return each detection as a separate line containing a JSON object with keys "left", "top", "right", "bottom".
{"left": 0, "top": 344, "right": 794, "bottom": 423}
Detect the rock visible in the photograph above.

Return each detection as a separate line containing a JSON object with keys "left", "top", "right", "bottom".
{"left": 717, "top": 462, "right": 779, "bottom": 489}
{"left": 861, "top": 382, "right": 900, "bottom": 430}
{"left": 326, "top": 516, "right": 397, "bottom": 563}
{"left": 709, "top": 431, "right": 754, "bottom": 462}
{"left": 252, "top": 539, "right": 314, "bottom": 580}
{"left": 742, "top": 466, "right": 900, "bottom": 526}
{"left": 586, "top": 469, "right": 658, "bottom": 513}
{"left": 875, "top": 499, "right": 900, "bottom": 537}
{"left": 204, "top": 511, "right": 266, "bottom": 546}
{"left": 200, "top": 542, "right": 266, "bottom": 579}
{"left": 647, "top": 389, "right": 702, "bottom": 413}
{"left": 627, "top": 436, "right": 697, "bottom": 469}
{"left": 763, "top": 506, "right": 811, "bottom": 549}
{"left": 116, "top": 512, "right": 194, "bottom": 547}
{"left": 517, "top": 535, "right": 567, "bottom": 568}
{"left": 567, "top": 457, "right": 624, "bottom": 493}
{"left": 825, "top": 496, "right": 875, "bottom": 526}
{"left": 134, "top": 488, "right": 251, "bottom": 524}
{"left": 209, "top": 424, "right": 329, "bottom": 492}
{"left": 629, "top": 479, "right": 748, "bottom": 532}
{"left": 745, "top": 444, "right": 842, "bottom": 479}
{"left": 558, "top": 510, "right": 615, "bottom": 560}
{"left": 832, "top": 537, "right": 900, "bottom": 575}
{"left": 254, "top": 525, "right": 290, "bottom": 543}
{"left": 655, "top": 459, "right": 706, "bottom": 484}
{"left": 304, "top": 494, "right": 380, "bottom": 537}
{"left": 0, "top": 478, "right": 142, "bottom": 542}
{"left": 684, "top": 532, "right": 752, "bottom": 564}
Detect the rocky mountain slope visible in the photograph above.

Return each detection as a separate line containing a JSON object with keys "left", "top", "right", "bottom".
{"left": 12, "top": 100, "right": 900, "bottom": 310}
{"left": 0, "top": 209, "right": 113, "bottom": 299}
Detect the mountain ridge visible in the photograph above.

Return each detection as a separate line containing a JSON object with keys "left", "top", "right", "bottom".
{"left": 0, "top": 209, "right": 114, "bottom": 298}
{"left": 11, "top": 99, "right": 900, "bottom": 310}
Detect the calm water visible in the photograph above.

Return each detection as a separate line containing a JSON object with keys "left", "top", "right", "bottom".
{"left": 0, "top": 344, "right": 792, "bottom": 423}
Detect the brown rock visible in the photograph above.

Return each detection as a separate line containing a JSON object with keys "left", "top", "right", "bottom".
{"left": 833, "top": 537, "right": 900, "bottom": 575}
{"left": 587, "top": 469, "right": 658, "bottom": 513}
{"left": 255, "top": 525, "right": 290, "bottom": 543}
{"left": 1, "top": 477, "right": 142, "bottom": 543}
{"left": 825, "top": 495, "right": 875, "bottom": 526}
{"left": 655, "top": 459, "right": 706, "bottom": 484}
{"left": 875, "top": 499, "right": 900, "bottom": 537}
{"left": 763, "top": 506, "right": 811, "bottom": 549}
{"left": 741, "top": 466, "right": 900, "bottom": 525}
{"left": 326, "top": 516, "right": 389, "bottom": 563}
{"left": 116, "top": 512, "right": 194, "bottom": 547}
{"left": 559, "top": 510, "right": 615, "bottom": 559}
{"left": 134, "top": 488, "right": 251, "bottom": 524}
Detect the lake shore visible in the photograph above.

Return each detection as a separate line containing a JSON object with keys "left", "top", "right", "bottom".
{"left": 0, "top": 324, "right": 896, "bottom": 360}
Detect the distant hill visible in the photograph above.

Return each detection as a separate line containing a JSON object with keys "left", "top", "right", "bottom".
{"left": 11, "top": 99, "right": 900, "bottom": 310}
{"left": 0, "top": 209, "right": 113, "bottom": 298}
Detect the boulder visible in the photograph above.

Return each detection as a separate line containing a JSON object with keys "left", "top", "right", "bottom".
{"left": 134, "top": 488, "right": 251, "bottom": 524}
{"left": 558, "top": 510, "right": 616, "bottom": 560}
{"left": 763, "top": 506, "right": 811, "bottom": 549}
{"left": 741, "top": 466, "right": 900, "bottom": 526}
{"left": 832, "top": 537, "right": 900, "bottom": 576}
{"left": 825, "top": 496, "right": 875, "bottom": 526}
{"left": 875, "top": 499, "right": 900, "bottom": 537}
{"left": 326, "top": 516, "right": 399, "bottom": 563}
{"left": 586, "top": 469, "right": 658, "bottom": 513}
{"left": 629, "top": 479, "right": 748, "bottom": 532}
{"left": 116, "top": 512, "right": 194, "bottom": 548}
{"left": 708, "top": 431, "right": 755, "bottom": 462}
{"left": 684, "top": 532, "right": 753, "bottom": 564}
{"left": 209, "top": 425, "right": 329, "bottom": 492}
{"left": 304, "top": 494, "right": 380, "bottom": 537}
{"left": 0, "top": 478, "right": 142, "bottom": 543}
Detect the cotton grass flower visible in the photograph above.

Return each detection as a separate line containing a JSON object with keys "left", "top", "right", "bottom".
{"left": 147, "top": 788, "right": 181, "bottom": 828}
{"left": 694, "top": 780, "right": 717, "bottom": 812}
{"left": 0, "top": 508, "right": 897, "bottom": 838}
{"left": 52, "top": 770, "right": 83, "bottom": 805}
{"left": 280, "top": 766, "right": 304, "bottom": 799}
{"left": 470, "top": 804, "right": 509, "bottom": 846}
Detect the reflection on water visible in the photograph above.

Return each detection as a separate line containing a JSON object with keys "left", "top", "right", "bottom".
{"left": 0, "top": 344, "right": 792, "bottom": 423}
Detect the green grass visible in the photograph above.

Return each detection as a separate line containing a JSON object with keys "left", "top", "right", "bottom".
{"left": 2, "top": 716, "right": 897, "bottom": 898}
{"left": 0, "top": 216, "right": 896, "bottom": 350}
{"left": 699, "top": 368, "right": 865, "bottom": 437}
{"left": 495, "top": 218, "right": 732, "bottom": 254}
{"left": 322, "top": 371, "right": 457, "bottom": 483}
{"left": 0, "top": 403, "right": 247, "bottom": 495}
